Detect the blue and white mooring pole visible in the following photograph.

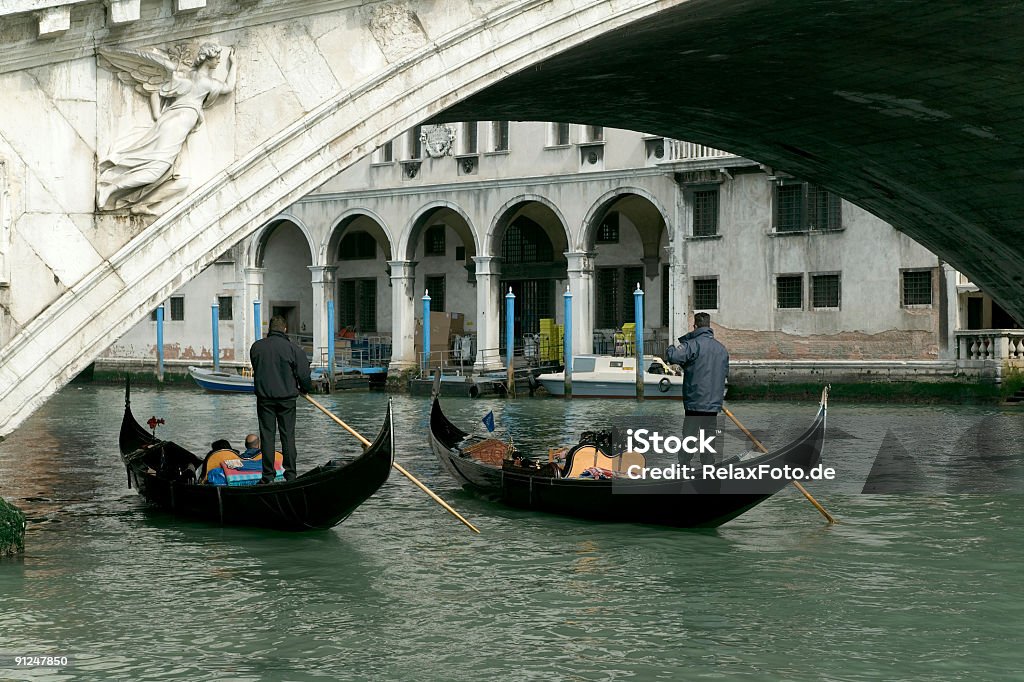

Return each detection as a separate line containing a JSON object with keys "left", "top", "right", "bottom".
{"left": 327, "top": 299, "right": 336, "bottom": 378}
{"left": 156, "top": 304, "right": 165, "bottom": 382}
{"left": 253, "top": 299, "right": 262, "bottom": 342}
{"left": 422, "top": 290, "right": 431, "bottom": 373}
{"left": 634, "top": 283, "right": 645, "bottom": 400}
{"left": 211, "top": 301, "right": 220, "bottom": 372}
{"left": 563, "top": 285, "right": 573, "bottom": 399}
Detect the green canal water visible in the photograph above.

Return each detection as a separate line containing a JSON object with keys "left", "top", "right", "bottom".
{"left": 1, "top": 385, "right": 1023, "bottom": 681}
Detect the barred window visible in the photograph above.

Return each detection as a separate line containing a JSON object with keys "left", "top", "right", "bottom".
{"left": 621, "top": 267, "right": 644, "bottom": 323}
{"left": 170, "top": 296, "right": 185, "bottom": 321}
{"left": 217, "top": 296, "right": 233, "bottom": 320}
{"left": 662, "top": 263, "right": 670, "bottom": 328}
{"left": 776, "top": 184, "right": 804, "bottom": 232}
{"left": 595, "top": 268, "right": 620, "bottom": 328}
{"left": 692, "top": 188, "right": 719, "bottom": 237}
{"left": 776, "top": 275, "right": 803, "bottom": 309}
{"left": 338, "top": 279, "right": 377, "bottom": 333}
{"left": 597, "top": 212, "right": 619, "bottom": 243}
{"left": 693, "top": 278, "right": 718, "bottom": 310}
{"left": 811, "top": 273, "right": 841, "bottom": 309}
{"left": 425, "top": 275, "right": 446, "bottom": 313}
{"left": 775, "top": 182, "right": 842, "bottom": 232}
{"left": 339, "top": 231, "right": 376, "bottom": 260}
{"left": 425, "top": 226, "right": 446, "bottom": 256}
{"left": 902, "top": 269, "right": 933, "bottom": 306}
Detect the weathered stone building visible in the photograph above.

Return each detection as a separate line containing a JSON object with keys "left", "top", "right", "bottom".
{"left": 104, "top": 122, "right": 1018, "bottom": 372}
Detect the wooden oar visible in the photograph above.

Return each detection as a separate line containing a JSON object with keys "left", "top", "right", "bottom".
{"left": 721, "top": 406, "right": 837, "bottom": 524}
{"left": 302, "top": 394, "right": 480, "bottom": 534}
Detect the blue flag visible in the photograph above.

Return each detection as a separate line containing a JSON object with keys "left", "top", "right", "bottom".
{"left": 482, "top": 410, "right": 495, "bottom": 432}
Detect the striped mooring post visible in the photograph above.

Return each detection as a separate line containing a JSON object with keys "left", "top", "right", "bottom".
{"left": 0, "top": 497, "right": 26, "bottom": 556}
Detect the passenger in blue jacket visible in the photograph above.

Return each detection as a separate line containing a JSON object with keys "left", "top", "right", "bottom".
{"left": 665, "top": 312, "right": 729, "bottom": 468}
{"left": 250, "top": 315, "right": 313, "bottom": 483}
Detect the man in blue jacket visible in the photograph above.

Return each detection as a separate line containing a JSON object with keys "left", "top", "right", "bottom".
{"left": 250, "top": 315, "right": 313, "bottom": 483}
{"left": 665, "top": 312, "right": 729, "bottom": 468}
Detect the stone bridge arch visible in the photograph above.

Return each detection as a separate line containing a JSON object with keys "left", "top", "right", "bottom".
{"left": 2, "top": 1, "right": 1024, "bottom": 436}
{"left": 0, "top": 0, "right": 674, "bottom": 436}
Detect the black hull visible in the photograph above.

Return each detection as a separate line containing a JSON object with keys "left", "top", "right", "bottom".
{"left": 120, "top": 383, "right": 394, "bottom": 531}
{"left": 428, "top": 393, "right": 828, "bottom": 528}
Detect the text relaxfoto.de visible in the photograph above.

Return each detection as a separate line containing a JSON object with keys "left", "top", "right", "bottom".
{"left": 622, "top": 428, "right": 837, "bottom": 481}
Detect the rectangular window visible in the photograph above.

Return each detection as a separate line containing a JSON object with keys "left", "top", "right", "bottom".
{"left": 552, "top": 122, "right": 570, "bottom": 146}
{"left": 425, "top": 225, "right": 446, "bottom": 256}
{"left": 463, "top": 122, "right": 478, "bottom": 154}
{"left": 775, "top": 181, "right": 842, "bottom": 232}
{"left": 491, "top": 121, "right": 510, "bottom": 152}
{"left": 692, "top": 188, "right": 720, "bottom": 237}
{"left": 808, "top": 184, "right": 842, "bottom": 230}
{"left": 811, "top": 273, "right": 841, "bottom": 309}
{"left": 338, "top": 279, "right": 377, "bottom": 333}
{"left": 692, "top": 278, "right": 718, "bottom": 311}
{"left": 662, "top": 263, "right": 670, "bottom": 328}
{"left": 425, "top": 275, "right": 446, "bottom": 313}
{"left": 596, "top": 212, "right": 619, "bottom": 243}
{"left": 217, "top": 296, "right": 233, "bottom": 320}
{"left": 595, "top": 268, "right": 620, "bottom": 328}
{"left": 374, "top": 140, "right": 393, "bottom": 163}
{"left": 902, "top": 269, "right": 934, "bottom": 306}
{"left": 170, "top": 296, "right": 185, "bottom": 321}
{"left": 776, "top": 184, "right": 804, "bottom": 232}
{"left": 586, "top": 125, "right": 604, "bottom": 142}
{"left": 621, "top": 267, "right": 644, "bottom": 323}
{"left": 776, "top": 275, "right": 803, "bottom": 309}
{"left": 359, "top": 279, "right": 377, "bottom": 333}
{"left": 410, "top": 126, "right": 423, "bottom": 159}
{"left": 455, "top": 245, "right": 466, "bottom": 261}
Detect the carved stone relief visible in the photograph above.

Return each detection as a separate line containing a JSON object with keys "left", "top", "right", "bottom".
{"left": 420, "top": 124, "right": 456, "bottom": 158}
{"left": 96, "top": 42, "right": 238, "bottom": 216}
{"left": 369, "top": 3, "right": 427, "bottom": 62}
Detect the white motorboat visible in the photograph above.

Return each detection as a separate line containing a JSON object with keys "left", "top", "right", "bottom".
{"left": 537, "top": 355, "right": 684, "bottom": 399}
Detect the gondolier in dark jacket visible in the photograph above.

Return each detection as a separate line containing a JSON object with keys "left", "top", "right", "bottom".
{"left": 250, "top": 315, "right": 313, "bottom": 483}
{"left": 665, "top": 312, "right": 729, "bottom": 467}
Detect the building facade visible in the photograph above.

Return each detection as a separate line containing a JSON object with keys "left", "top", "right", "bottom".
{"left": 103, "top": 121, "right": 1017, "bottom": 372}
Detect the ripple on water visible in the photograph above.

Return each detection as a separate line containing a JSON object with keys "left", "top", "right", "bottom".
{"left": 1, "top": 386, "right": 1023, "bottom": 680}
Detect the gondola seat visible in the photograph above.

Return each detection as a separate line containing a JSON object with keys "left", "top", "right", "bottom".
{"left": 562, "top": 445, "right": 647, "bottom": 478}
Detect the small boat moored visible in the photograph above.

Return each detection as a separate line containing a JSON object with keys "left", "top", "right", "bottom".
{"left": 537, "top": 355, "right": 684, "bottom": 399}
{"left": 120, "top": 381, "right": 394, "bottom": 530}
{"left": 188, "top": 365, "right": 255, "bottom": 393}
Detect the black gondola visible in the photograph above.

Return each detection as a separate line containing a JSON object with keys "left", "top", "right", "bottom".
{"left": 428, "top": 388, "right": 829, "bottom": 528}
{"left": 119, "top": 381, "right": 393, "bottom": 530}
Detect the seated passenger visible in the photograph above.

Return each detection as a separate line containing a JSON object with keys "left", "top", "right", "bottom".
{"left": 199, "top": 439, "right": 240, "bottom": 484}
{"left": 240, "top": 434, "right": 261, "bottom": 460}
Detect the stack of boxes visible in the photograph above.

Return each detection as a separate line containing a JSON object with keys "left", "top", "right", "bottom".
{"left": 538, "top": 318, "right": 564, "bottom": 363}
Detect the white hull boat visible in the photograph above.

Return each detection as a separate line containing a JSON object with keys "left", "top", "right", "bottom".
{"left": 537, "top": 355, "right": 684, "bottom": 399}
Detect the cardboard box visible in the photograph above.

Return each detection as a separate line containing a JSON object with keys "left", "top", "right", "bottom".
{"left": 414, "top": 311, "right": 466, "bottom": 366}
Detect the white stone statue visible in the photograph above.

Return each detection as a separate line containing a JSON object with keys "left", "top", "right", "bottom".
{"left": 96, "top": 43, "right": 237, "bottom": 215}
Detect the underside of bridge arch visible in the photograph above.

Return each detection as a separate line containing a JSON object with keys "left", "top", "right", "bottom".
{"left": 4, "top": 0, "right": 1024, "bottom": 437}
{"left": 433, "top": 1, "right": 1024, "bottom": 325}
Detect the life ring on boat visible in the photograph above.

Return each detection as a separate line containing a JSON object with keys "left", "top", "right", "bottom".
{"left": 659, "top": 377, "right": 672, "bottom": 393}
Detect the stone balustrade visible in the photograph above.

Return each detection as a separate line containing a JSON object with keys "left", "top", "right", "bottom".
{"left": 2, "top": 0, "right": 208, "bottom": 38}
{"left": 955, "top": 330, "right": 1024, "bottom": 365}
{"left": 666, "top": 140, "right": 735, "bottom": 161}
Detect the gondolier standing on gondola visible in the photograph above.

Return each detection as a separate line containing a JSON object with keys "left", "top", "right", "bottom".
{"left": 250, "top": 315, "right": 313, "bottom": 483}
{"left": 665, "top": 312, "right": 729, "bottom": 468}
